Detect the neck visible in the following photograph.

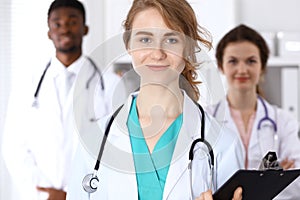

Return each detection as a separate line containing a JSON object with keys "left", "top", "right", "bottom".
{"left": 56, "top": 51, "right": 82, "bottom": 67}
{"left": 136, "top": 84, "right": 183, "bottom": 118}
{"left": 136, "top": 85, "right": 184, "bottom": 153}
{"left": 227, "top": 90, "right": 257, "bottom": 111}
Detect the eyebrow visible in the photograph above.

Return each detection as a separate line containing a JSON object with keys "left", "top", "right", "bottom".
{"left": 50, "top": 14, "right": 80, "bottom": 21}
{"left": 134, "top": 31, "right": 153, "bottom": 36}
{"left": 226, "top": 55, "right": 259, "bottom": 60}
{"left": 164, "top": 32, "right": 181, "bottom": 37}
{"left": 248, "top": 55, "right": 259, "bottom": 59}
{"left": 134, "top": 30, "right": 181, "bottom": 37}
{"left": 68, "top": 14, "right": 80, "bottom": 19}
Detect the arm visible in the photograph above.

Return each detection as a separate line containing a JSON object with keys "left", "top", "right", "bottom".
{"left": 2, "top": 91, "right": 39, "bottom": 199}
{"left": 36, "top": 187, "right": 66, "bottom": 200}
{"left": 277, "top": 109, "right": 300, "bottom": 167}
{"left": 274, "top": 109, "right": 300, "bottom": 198}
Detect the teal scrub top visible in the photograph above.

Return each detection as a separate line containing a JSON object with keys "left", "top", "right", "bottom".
{"left": 127, "top": 97, "right": 183, "bottom": 200}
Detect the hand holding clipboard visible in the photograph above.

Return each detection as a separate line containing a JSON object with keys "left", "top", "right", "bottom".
{"left": 213, "top": 152, "right": 300, "bottom": 200}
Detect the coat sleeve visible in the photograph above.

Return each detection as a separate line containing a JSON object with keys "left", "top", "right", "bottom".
{"left": 274, "top": 108, "right": 300, "bottom": 199}
{"left": 2, "top": 85, "right": 40, "bottom": 200}
{"left": 277, "top": 108, "right": 300, "bottom": 166}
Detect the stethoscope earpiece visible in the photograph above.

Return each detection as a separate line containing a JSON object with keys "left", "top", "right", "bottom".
{"left": 82, "top": 173, "right": 99, "bottom": 193}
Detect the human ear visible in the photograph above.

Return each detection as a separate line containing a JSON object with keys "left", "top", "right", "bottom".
{"left": 84, "top": 25, "right": 89, "bottom": 36}
{"left": 126, "top": 42, "right": 132, "bottom": 55}
{"left": 47, "top": 30, "right": 52, "bottom": 40}
{"left": 260, "top": 66, "right": 266, "bottom": 75}
{"left": 127, "top": 48, "right": 132, "bottom": 55}
{"left": 219, "top": 65, "right": 225, "bottom": 74}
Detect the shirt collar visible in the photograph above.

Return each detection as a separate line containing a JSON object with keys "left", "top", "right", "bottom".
{"left": 49, "top": 55, "right": 85, "bottom": 77}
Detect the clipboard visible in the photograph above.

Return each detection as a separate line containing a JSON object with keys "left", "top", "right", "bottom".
{"left": 213, "top": 169, "right": 300, "bottom": 200}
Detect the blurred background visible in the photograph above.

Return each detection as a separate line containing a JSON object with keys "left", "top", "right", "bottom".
{"left": 1, "top": 0, "right": 300, "bottom": 199}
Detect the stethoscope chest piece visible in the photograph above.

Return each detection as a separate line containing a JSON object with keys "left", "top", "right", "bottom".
{"left": 82, "top": 173, "right": 99, "bottom": 193}
{"left": 82, "top": 103, "right": 214, "bottom": 195}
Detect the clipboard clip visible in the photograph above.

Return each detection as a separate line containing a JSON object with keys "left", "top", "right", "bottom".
{"left": 259, "top": 151, "right": 283, "bottom": 171}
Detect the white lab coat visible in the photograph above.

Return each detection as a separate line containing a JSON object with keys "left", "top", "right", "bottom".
{"left": 2, "top": 55, "right": 125, "bottom": 200}
{"left": 67, "top": 92, "right": 244, "bottom": 200}
{"left": 206, "top": 97, "right": 300, "bottom": 199}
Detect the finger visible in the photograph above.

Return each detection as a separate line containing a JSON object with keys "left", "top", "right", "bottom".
{"left": 281, "top": 159, "right": 294, "bottom": 165}
{"left": 280, "top": 159, "right": 287, "bottom": 166}
{"left": 196, "top": 190, "right": 213, "bottom": 200}
{"left": 282, "top": 160, "right": 295, "bottom": 170}
{"left": 36, "top": 186, "right": 49, "bottom": 192}
{"left": 232, "top": 187, "right": 242, "bottom": 200}
{"left": 202, "top": 190, "right": 213, "bottom": 200}
{"left": 195, "top": 194, "right": 204, "bottom": 200}
{"left": 284, "top": 163, "right": 295, "bottom": 170}
{"left": 283, "top": 162, "right": 293, "bottom": 168}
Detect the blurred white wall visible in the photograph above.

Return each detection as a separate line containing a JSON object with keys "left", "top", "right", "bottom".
{"left": 237, "top": 0, "right": 300, "bottom": 32}
{"left": 0, "top": 2, "right": 13, "bottom": 200}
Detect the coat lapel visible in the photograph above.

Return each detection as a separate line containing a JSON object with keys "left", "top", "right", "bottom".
{"left": 163, "top": 93, "right": 197, "bottom": 199}
{"left": 216, "top": 98, "right": 247, "bottom": 165}
{"left": 248, "top": 98, "right": 277, "bottom": 158}
{"left": 248, "top": 98, "right": 262, "bottom": 151}
{"left": 104, "top": 95, "right": 138, "bottom": 199}
{"left": 105, "top": 93, "right": 205, "bottom": 199}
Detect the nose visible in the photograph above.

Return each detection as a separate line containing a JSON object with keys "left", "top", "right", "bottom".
{"left": 237, "top": 62, "right": 248, "bottom": 73}
{"left": 59, "top": 22, "right": 72, "bottom": 34}
{"left": 150, "top": 47, "right": 167, "bottom": 60}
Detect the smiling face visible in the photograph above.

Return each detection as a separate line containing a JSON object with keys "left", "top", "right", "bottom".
{"left": 127, "top": 8, "right": 186, "bottom": 86}
{"left": 47, "top": 7, "right": 88, "bottom": 55}
{"left": 221, "top": 41, "right": 263, "bottom": 94}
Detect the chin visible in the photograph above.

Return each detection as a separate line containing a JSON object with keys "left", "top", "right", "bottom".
{"left": 58, "top": 46, "right": 78, "bottom": 53}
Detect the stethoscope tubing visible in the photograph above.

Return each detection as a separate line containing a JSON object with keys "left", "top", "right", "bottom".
{"left": 32, "top": 56, "right": 104, "bottom": 107}
{"left": 84, "top": 101, "right": 215, "bottom": 195}
{"left": 213, "top": 95, "right": 277, "bottom": 133}
{"left": 214, "top": 95, "right": 279, "bottom": 159}
{"left": 257, "top": 96, "right": 277, "bottom": 132}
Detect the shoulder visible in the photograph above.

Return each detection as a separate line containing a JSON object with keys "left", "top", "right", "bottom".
{"left": 275, "top": 107, "right": 299, "bottom": 131}
{"left": 275, "top": 106, "right": 297, "bottom": 121}
{"left": 102, "top": 70, "right": 125, "bottom": 90}
{"left": 205, "top": 98, "right": 227, "bottom": 118}
{"left": 103, "top": 70, "right": 121, "bottom": 81}
{"left": 264, "top": 100, "right": 298, "bottom": 124}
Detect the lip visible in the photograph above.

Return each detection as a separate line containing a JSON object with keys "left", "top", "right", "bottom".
{"left": 146, "top": 65, "right": 169, "bottom": 71}
{"left": 235, "top": 77, "right": 249, "bottom": 82}
{"left": 59, "top": 36, "right": 73, "bottom": 43}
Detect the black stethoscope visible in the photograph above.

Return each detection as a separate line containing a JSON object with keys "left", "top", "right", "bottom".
{"left": 32, "top": 56, "right": 104, "bottom": 108}
{"left": 82, "top": 102, "right": 215, "bottom": 194}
